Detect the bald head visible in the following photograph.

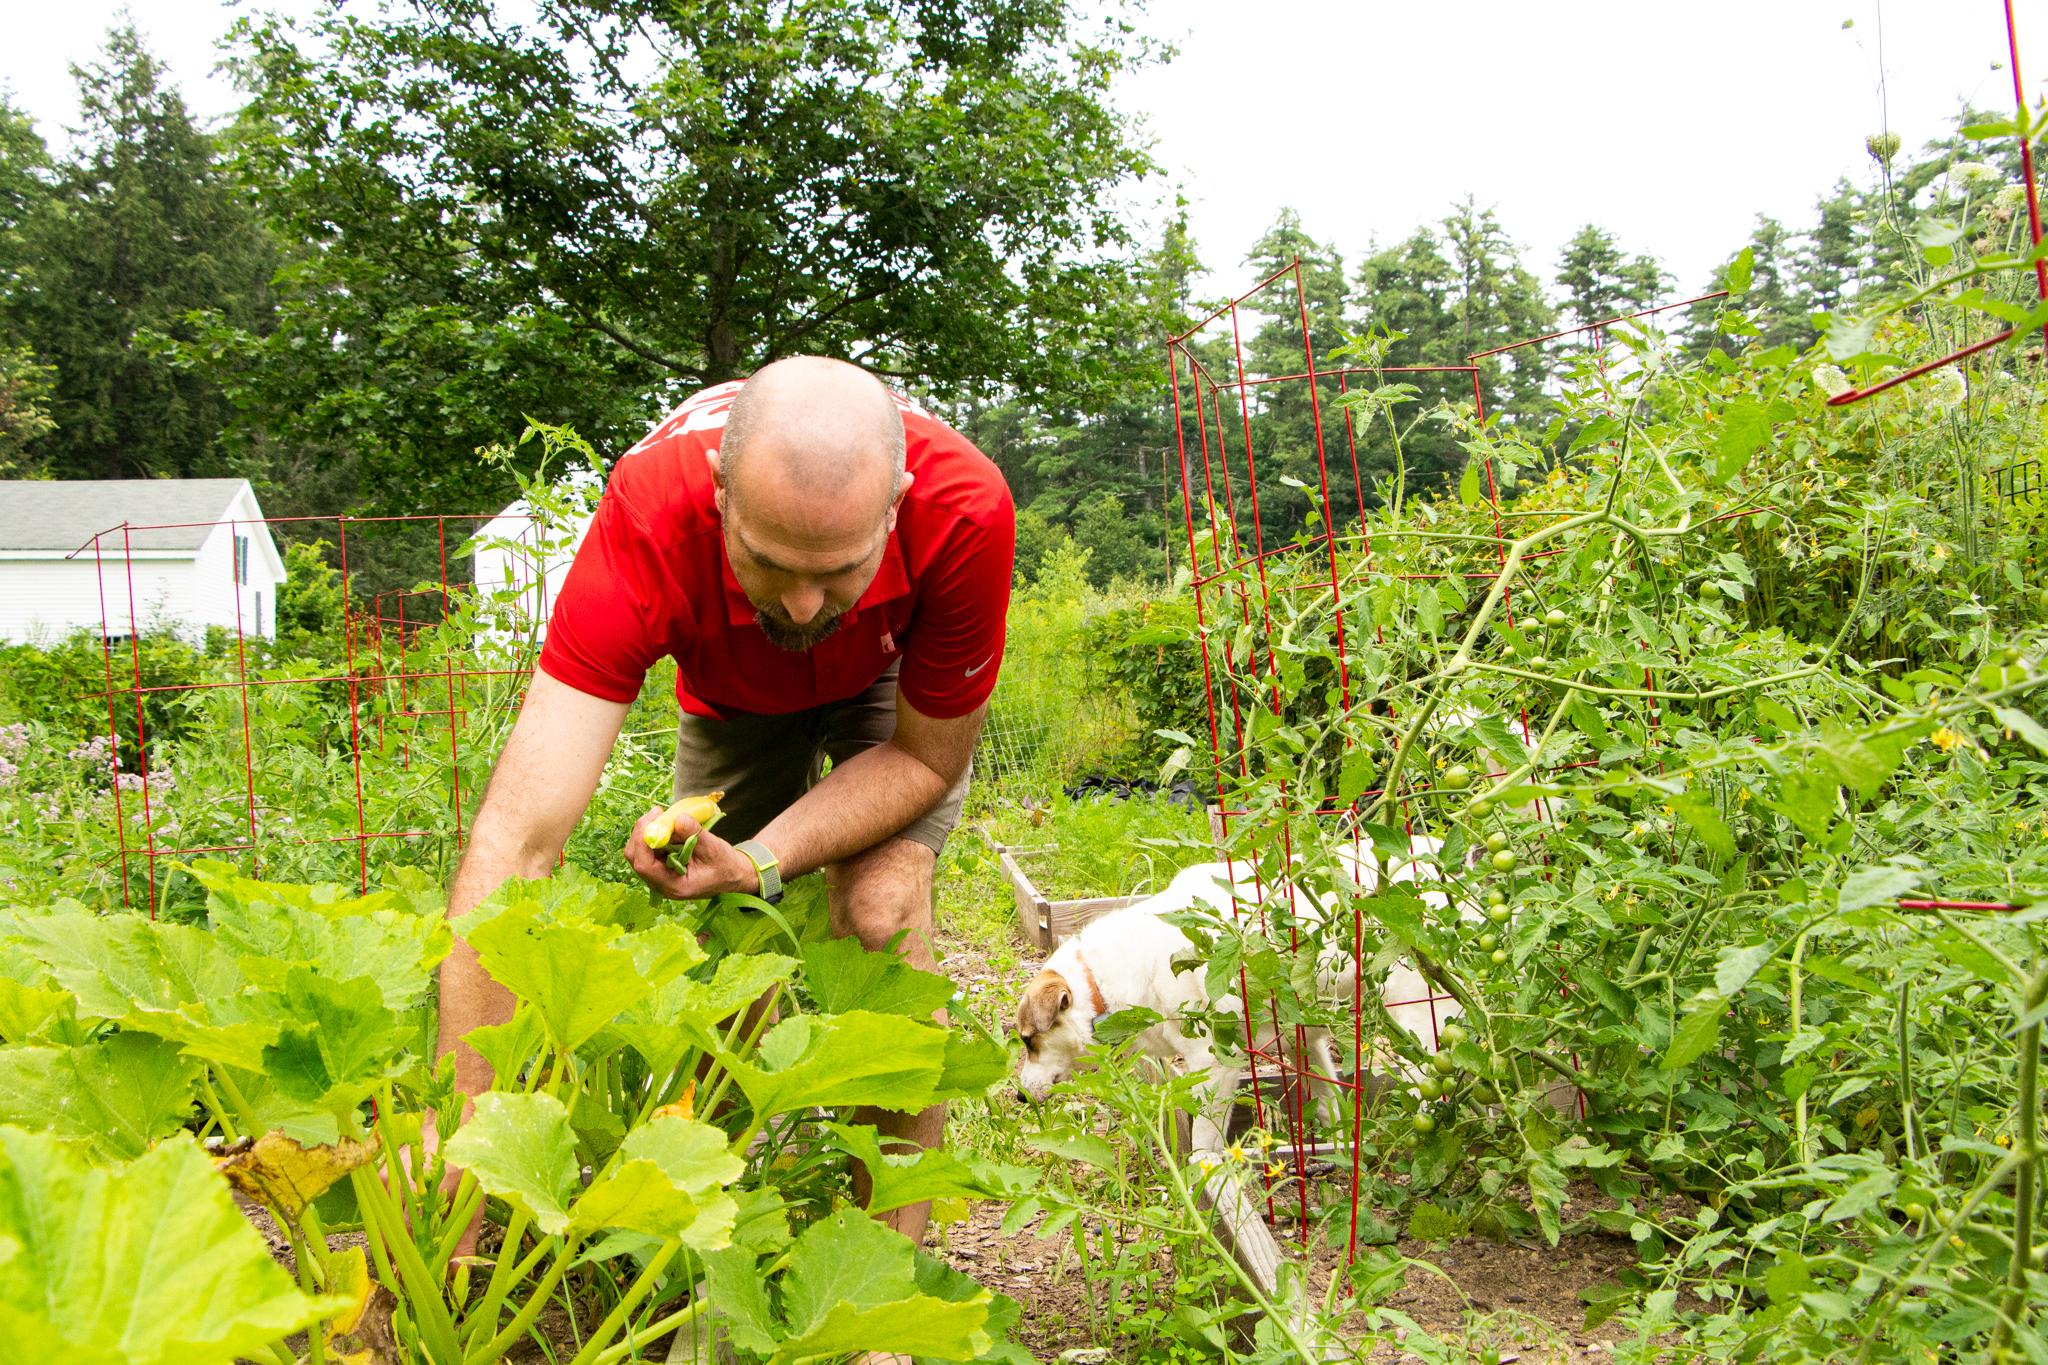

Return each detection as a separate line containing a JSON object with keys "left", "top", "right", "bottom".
{"left": 720, "top": 356, "right": 905, "bottom": 520}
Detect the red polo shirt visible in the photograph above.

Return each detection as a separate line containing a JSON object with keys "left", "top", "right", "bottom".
{"left": 537, "top": 380, "right": 1015, "bottom": 721}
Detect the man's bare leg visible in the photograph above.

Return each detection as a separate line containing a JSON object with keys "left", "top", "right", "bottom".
{"left": 824, "top": 836, "right": 946, "bottom": 1248}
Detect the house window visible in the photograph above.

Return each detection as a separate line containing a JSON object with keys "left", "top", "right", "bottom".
{"left": 234, "top": 534, "right": 249, "bottom": 586}
{"left": 255, "top": 591, "right": 264, "bottom": 637}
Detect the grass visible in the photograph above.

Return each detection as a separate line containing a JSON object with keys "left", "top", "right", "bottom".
{"left": 980, "top": 790, "right": 1213, "bottom": 902}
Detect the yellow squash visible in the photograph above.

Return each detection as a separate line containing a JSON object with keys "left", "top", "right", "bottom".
{"left": 643, "top": 790, "right": 725, "bottom": 850}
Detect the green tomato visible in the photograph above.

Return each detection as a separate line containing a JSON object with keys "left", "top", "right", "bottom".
{"left": 1431, "top": 1050, "right": 1457, "bottom": 1075}
{"left": 1485, "top": 831, "right": 1510, "bottom": 853}
{"left": 1411, "top": 1112, "right": 1436, "bottom": 1135}
{"left": 1491, "top": 948, "right": 1510, "bottom": 966}
{"left": 1441, "top": 764, "right": 1472, "bottom": 791}
{"left": 1486, "top": 888, "right": 1507, "bottom": 907}
{"left": 1438, "top": 1024, "right": 1468, "bottom": 1048}
{"left": 1491, "top": 849, "right": 1519, "bottom": 873}
{"left": 1417, "top": 1077, "right": 1443, "bottom": 1101}
{"left": 1478, "top": 932, "right": 1498, "bottom": 951}
{"left": 1469, "top": 797, "right": 1493, "bottom": 818}
{"left": 1527, "top": 655, "right": 1549, "bottom": 670}
{"left": 1903, "top": 1202, "right": 1928, "bottom": 1221}
{"left": 1544, "top": 607, "right": 1568, "bottom": 628}
{"left": 1487, "top": 904, "right": 1511, "bottom": 923}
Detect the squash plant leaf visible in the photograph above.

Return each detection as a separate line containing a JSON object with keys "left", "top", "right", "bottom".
{"left": 0, "top": 1033, "right": 198, "bottom": 1161}
{"left": 202, "top": 877, "right": 450, "bottom": 1010}
{"left": 464, "top": 903, "right": 651, "bottom": 1053}
{"left": 0, "top": 1127, "right": 345, "bottom": 1365}
{"left": 802, "top": 936, "right": 954, "bottom": 1018}
{"left": 1, "top": 913, "right": 275, "bottom": 1069}
{"left": 605, "top": 952, "right": 799, "bottom": 1075}
{"left": 569, "top": 1114, "right": 742, "bottom": 1246}
{"left": 213, "top": 1130, "right": 376, "bottom": 1219}
{"left": 826, "top": 1122, "right": 1037, "bottom": 1215}
{"left": 722, "top": 1013, "right": 948, "bottom": 1119}
{"left": 912, "top": 1251, "right": 1031, "bottom": 1364}
{"left": 464, "top": 1005, "right": 547, "bottom": 1086}
{"left": 769, "top": 1209, "right": 991, "bottom": 1365}
{"left": 444, "top": 1092, "right": 580, "bottom": 1236}
{"left": 258, "top": 968, "right": 411, "bottom": 1112}
{"left": 931, "top": 1029, "right": 1011, "bottom": 1103}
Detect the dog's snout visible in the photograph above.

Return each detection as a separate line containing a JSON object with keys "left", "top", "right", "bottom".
{"left": 1014, "top": 1088, "right": 1031, "bottom": 1105}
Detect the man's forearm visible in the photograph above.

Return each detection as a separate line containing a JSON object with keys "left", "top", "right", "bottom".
{"left": 436, "top": 821, "right": 561, "bottom": 1097}
{"left": 753, "top": 740, "right": 950, "bottom": 877}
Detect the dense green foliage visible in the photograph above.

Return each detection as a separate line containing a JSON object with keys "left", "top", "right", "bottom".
{"left": 0, "top": 30, "right": 274, "bottom": 482}
{"left": 0, "top": 863, "right": 1029, "bottom": 1363}
{"left": 1020, "top": 189, "right": 2048, "bottom": 1356}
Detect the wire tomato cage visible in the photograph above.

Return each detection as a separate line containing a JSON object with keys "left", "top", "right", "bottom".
{"left": 72, "top": 509, "right": 560, "bottom": 915}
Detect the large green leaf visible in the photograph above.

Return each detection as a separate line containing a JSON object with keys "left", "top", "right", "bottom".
{"left": 802, "top": 937, "right": 954, "bottom": 1018}
{"left": 569, "top": 1115, "right": 742, "bottom": 1246}
{"left": 0, "top": 941, "right": 70, "bottom": 1049}
{"left": 827, "top": 1123, "right": 1035, "bottom": 1216}
{"left": 198, "top": 863, "right": 450, "bottom": 1010}
{"left": 723, "top": 1012, "right": 949, "bottom": 1120}
{"left": 771, "top": 1209, "right": 990, "bottom": 1364}
{"left": 604, "top": 951, "right": 797, "bottom": 1075}
{"left": 0, "top": 976, "right": 77, "bottom": 1046}
{"left": 0, "top": 1127, "right": 343, "bottom": 1365}
{"left": 620, "top": 919, "right": 708, "bottom": 986}
{"left": 2, "top": 912, "right": 275, "bottom": 1069}
{"left": 257, "top": 968, "right": 411, "bottom": 1113}
{"left": 463, "top": 902, "right": 650, "bottom": 1052}
{"left": 464, "top": 1005, "right": 547, "bottom": 1087}
{"left": 0, "top": 1035, "right": 199, "bottom": 1160}
{"left": 931, "top": 1030, "right": 1011, "bottom": 1103}
{"left": 444, "top": 1092, "right": 579, "bottom": 1236}
{"left": 700, "top": 1247, "right": 779, "bottom": 1356}
{"left": 911, "top": 1253, "right": 1031, "bottom": 1364}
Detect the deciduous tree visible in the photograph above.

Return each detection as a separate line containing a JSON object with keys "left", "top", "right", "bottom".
{"left": 193, "top": 0, "right": 1160, "bottom": 512}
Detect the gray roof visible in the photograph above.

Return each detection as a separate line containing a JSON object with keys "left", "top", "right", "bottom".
{"left": 0, "top": 479, "right": 259, "bottom": 553}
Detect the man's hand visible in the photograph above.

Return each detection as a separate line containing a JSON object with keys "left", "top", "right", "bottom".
{"left": 625, "top": 807, "right": 761, "bottom": 901}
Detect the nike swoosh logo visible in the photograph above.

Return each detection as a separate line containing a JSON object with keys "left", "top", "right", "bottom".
{"left": 964, "top": 654, "right": 994, "bottom": 678}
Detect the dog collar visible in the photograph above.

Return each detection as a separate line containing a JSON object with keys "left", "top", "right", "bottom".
{"left": 1072, "top": 949, "right": 1110, "bottom": 1024}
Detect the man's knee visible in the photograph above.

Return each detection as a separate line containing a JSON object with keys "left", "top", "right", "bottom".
{"left": 828, "top": 840, "right": 935, "bottom": 955}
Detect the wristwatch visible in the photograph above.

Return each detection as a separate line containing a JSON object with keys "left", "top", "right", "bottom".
{"left": 734, "top": 838, "right": 783, "bottom": 904}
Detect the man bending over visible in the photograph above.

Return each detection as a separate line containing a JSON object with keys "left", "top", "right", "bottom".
{"left": 435, "top": 356, "right": 1015, "bottom": 1261}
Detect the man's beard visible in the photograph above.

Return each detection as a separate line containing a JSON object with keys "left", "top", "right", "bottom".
{"left": 753, "top": 605, "right": 845, "bottom": 652}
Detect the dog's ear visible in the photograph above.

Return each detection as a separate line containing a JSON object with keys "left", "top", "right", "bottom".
{"left": 1016, "top": 969, "right": 1073, "bottom": 1038}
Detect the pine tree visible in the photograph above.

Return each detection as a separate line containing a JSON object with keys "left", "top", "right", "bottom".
{"left": 4, "top": 27, "right": 276, "bottom": 480}
{"left": 1555, "top": 224, "right": 1668, "bottom": 331}
{"left": 1440, "top": 196, "right": 1557, "bottom": 422}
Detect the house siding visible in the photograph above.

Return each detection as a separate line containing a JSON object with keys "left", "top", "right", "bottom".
{"left": 0, "top": 486, "right": 286, "bottom": 645}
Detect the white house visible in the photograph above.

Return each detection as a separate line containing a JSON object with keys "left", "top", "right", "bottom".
{"left": 0, "top": 479, "right": 287, "bottom": 644}
{"left": 470, "top": 468, "right": 603, "bottom": 640}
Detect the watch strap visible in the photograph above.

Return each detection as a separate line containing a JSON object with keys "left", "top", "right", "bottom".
{"left": 734, "top": 838, "right": 783, "bottom": 903}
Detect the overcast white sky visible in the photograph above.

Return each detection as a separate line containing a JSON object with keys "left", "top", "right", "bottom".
{"left": 5, "top": 1, "right": 2043, "bottom": 296}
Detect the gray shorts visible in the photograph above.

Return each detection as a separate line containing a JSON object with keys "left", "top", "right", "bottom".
{"left": 671, "top": 663, "right": 971, "bottom": 856}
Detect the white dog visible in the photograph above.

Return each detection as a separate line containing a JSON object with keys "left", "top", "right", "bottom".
{"left": 1013, "top": 837, "right": 1476, "bottom": 1106}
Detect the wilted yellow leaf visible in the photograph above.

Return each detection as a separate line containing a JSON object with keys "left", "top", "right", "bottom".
{"left": 213, "top": 1130, "right": 376, "bottom": 1218}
